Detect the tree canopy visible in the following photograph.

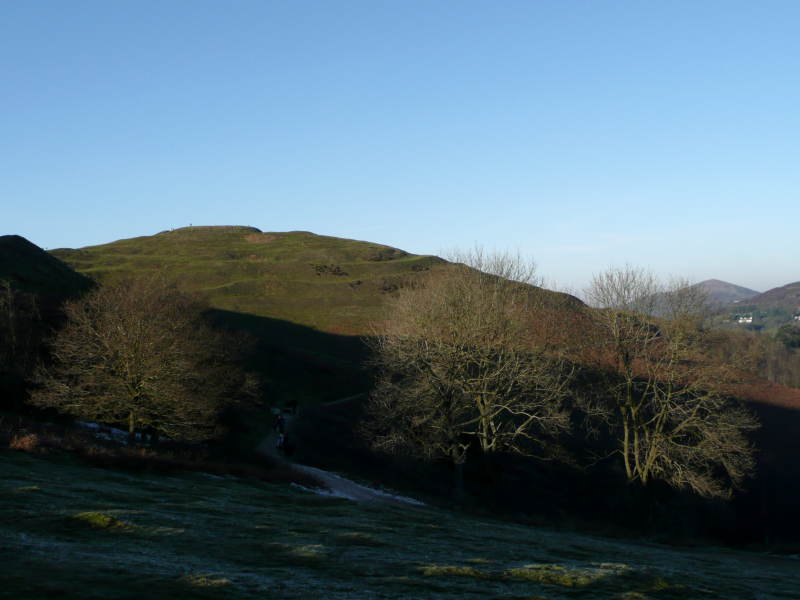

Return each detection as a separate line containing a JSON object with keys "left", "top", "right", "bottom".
{"left": 31, "top": 276, "right": 258, "bottom": 442}
{"left": 363, "top": 251, "right": 576, "bottom": 492}
{"left": 585, "top": 266, "right": 759, "bottom": 498}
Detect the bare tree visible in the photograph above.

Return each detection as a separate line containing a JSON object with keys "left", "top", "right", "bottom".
{"left": 31, "top": 276, "right": 256, "bottom": 442}
{"left": 585, "top": 266, "right": 758, "bottom": 498}
{"left": 363, "top": 250, "right": 574, "bottom": 493}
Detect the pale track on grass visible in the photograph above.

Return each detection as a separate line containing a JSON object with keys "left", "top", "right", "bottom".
{"left": 255, "top": 414, "right": 423, "bottom": 506}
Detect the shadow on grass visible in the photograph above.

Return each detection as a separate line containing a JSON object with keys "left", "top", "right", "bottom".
{"left": 207, "top": 309, "right": 373, "bottom": 407}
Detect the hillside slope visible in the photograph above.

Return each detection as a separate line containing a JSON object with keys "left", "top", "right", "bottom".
{"left": 49, "top": 226, "right": 798, "bottom": 407}
{"left": 0, "top": 235, "right": 92, "bottom": 299}
{"left": 748, "top": 280, "right": 800, "bottom": 311}
{"left": 49, "top": 226, "right": 584, "bottom": 405}
{"left": 51, "top": 226, "right": 445, "bottom": 335}
{"left": 694, "top": 279, "right": 760, "bottom": 305}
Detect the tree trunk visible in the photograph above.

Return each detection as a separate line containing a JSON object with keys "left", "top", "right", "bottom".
{"left": 452, "top": 448, "right": 465, "bottom": 505}
{"left": 621, "top": 407, "right": 633, "bottom": 480}
{"left": 128, "top": 411, "right": 136, "bottom": 443}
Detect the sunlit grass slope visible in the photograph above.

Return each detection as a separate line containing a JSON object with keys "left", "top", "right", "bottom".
{"left": 51, "top": 226, "right": 444, "bottom": 335}
{"left": 2, "top": 450, "right": 798, "bottom": 599}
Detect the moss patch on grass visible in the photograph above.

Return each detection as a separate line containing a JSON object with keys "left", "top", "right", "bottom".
{"left": 419, "top": 564, "right": 490, "bottom": 579}
{"left": 10, "top": 485, "right": 41, "bottom": 492}
{"left": 263, "top": 542, "right": 330, "bottom": 567}
{"left": 334, "top": 531, "right": 385, "bottom": 546}
{"left": 464, "top": 557, "right": 494, "bottom": 564}
{"left": 181, "top": 574, "right": 232, "bottom": 587}
{"left": 71, "top": 511, "right": 132, "bottom": 530}
{"left": 290, "top": 544, "right": 327, "bottom": 559}
{"left": 505, "top": 563, "right": 608, "bottom": 587}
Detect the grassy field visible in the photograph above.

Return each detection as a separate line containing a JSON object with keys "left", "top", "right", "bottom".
{"left": 2, "top": 449, "right": 798, "bottom": 599}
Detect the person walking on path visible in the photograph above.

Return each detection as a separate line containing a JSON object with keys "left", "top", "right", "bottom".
{"left": 273, "top": 412, "right": 286, "bottom": 450}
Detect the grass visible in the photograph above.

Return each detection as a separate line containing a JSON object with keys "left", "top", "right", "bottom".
{"left": 50, "top": 226, "right": 444, "bottom": 336}
{"left": 2, "top": 449, "right": 799, "bottom": 599}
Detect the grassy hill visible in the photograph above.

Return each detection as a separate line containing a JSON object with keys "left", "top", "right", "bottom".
{"left": 47, "top": 226, "right": 453, "bottom": 405}
{"left": 49, "top": 226, "right": 584, "bottom": 406}
{"left": 50, "top": 226, "right": 444, "bottom": 336}
{"left": 3, "top": 449, "right": 799, "bottom": 599}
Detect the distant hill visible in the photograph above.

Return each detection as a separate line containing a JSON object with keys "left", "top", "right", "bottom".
{"left": 0, "top": 235, "right": 92, "bottom": 299}
{"left": 693, "top": 279, "right": 760, "bottom": 306}
{"left": 747, "top": 281, "right": 800, "bottom": 312}
{"left": 719, "top": 280, "right": 800, "bottom": 332}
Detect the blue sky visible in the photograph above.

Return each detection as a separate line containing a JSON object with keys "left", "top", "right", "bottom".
{"left": 2, "top": 1, "right": 797, "bottom": 293}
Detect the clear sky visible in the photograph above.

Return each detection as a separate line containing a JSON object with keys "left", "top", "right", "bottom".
{"left": 2, "top": 1, "right": 798, "bottom": 294}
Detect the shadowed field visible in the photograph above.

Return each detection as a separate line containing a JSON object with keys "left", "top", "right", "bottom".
{"left": 2, "top": 450, "right": 798, "bottom": 599}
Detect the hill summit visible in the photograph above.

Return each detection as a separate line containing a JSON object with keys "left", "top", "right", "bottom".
{"left": 693, "top": 279, "right": 760, "bottom": 306}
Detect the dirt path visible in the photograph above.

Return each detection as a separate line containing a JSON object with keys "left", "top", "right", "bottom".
{"left": 255, "top": 416, "right": 423, "bottom": 506}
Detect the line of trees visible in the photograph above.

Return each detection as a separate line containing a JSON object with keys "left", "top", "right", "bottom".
{"left": 725, "top": 326, "right": 800, "bottom": 389}
{"left": 364, "top": 256, "right": 760, "bottom": 501}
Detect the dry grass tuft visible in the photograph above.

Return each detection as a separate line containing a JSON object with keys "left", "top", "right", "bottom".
{"left": 9, "top": 432, "right": 40, "bottom": 452}
{"left": 245, "top": 233, "right": 277, "bottom": 244}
